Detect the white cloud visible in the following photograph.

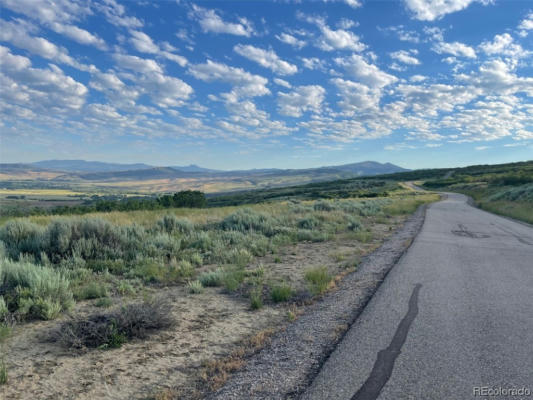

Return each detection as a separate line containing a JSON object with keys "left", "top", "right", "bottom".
{"left": 113, "top": 53, "right": 163, "bottom": 74}
{"left": 301, "top": 57, "right": 327, "bottom": 71}
{"left": 316, "top": 22, "right": 366, "bottom": 52}
{"left": 129, "top": 30, "right": 159, "bottom": 53}
{"left": 404, "top": 0, "right": 492, "bottom": 21}
{"left": 0, "top": 45, "right": 88, "bottom": 113}
{"left": 479, "top": 33, "right": 527, "bottom": 59}
{"left": 277, "top": 85, "right": 326, "bottom": 117}
{"left": 432, "top": 41, "right": 476, "bottom": 58}
{"left": 384, "top": 25, "right": 421, "bottom": 43}
{"left": 189, "top": 60, "right": 270, "bottom": 98}
{"left": 276, "top": 33, "right": 306, "bottom": 49}
{"left": 234, "top": 44, "right": 297, "bottom": 75}
{"left": 94, "top": 0, "right": 143, "bottom": 28}
{"left": 518, "top": 12, "right": 533, "bottom": 36}
{"left": 331, "top": 78, "right": 381, "bottom": 114}
{"left": 191, "top": 5, "right": 254, "bottom": 37}
{"left": 390, "top": 50, "right": 420, "bottom": 65}
{"left": 410, "top": 74, "right": 427, "bottom": 82}
{"left": 0, "top": 19, "right": 92, "bottom": 71}
{"left": 456, "top": 59, "right": 533, "bottom": 96}
{"left": 335, "top": 55, "right": 398, "bottom": 88}
{"left": 274, "top": 78, "right": 292, "bottom": 88}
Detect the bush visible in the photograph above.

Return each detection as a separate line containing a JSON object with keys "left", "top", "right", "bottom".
{"left": 222, "top": 267, "right": 246, "bottom": 292}
{"left": 304, "top": 266, "right": 332, "bottom": 295}
{"left": 198, "top": 269, "right": 224, "bottom": 287}
{"left": 314, "top": 200, "right": 335, "bottom": 212}
{"left": 346, "top": 216, "right": 362, "bottom": 231}
{"left": 271, "top": 284, "right": 292, "bottom": 303}
{"left": 220, "top": 209, "right": 278, "bottom": 237}
{"left": 156, "top": 215, "right": 194, "bottom": 234}
{"left": 0, "top": 220, "right": 43, "bottom": 260}
{"left": 0, "top": 297, "right": 7, "bottom": 320}
{"left": 297, "top": 216, "right": 320, "bottom": 230}
{"left": 188, "top": 280, "right": 204, "bottom": 294}
{"left": 250, "top": 288, "right": 263, "bottom": 310}
{"left": 0, "top": 258, "right": 73, "bottom": 320}
{"left": 75, "top": 282, "right": 108, "bottom": 300}
{"left": 52, "top": 298, "right": 174, "bottom": 349}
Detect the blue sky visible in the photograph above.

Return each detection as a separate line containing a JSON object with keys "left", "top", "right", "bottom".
{"left": 0, "top": 0, "right": 532, "bottom": 170}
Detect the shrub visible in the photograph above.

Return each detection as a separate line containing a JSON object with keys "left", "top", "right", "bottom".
{"left": 297, "top": 216, "right": 320, "bottom": 230}
{"left": 187, "top": 280, "right": 204, "bottom": 294}
{"left": 304, "top": 266, "right": 332, "bottom": 296}
{"left": 222, "top": 267, "right": 246, "bottom": 292}
{"left": 95, "top": 297, "right": 112, "bottom": 308}
{"left": 314, "top": 200, "right": 335, "bottom": 212}
{"left": 0, "top": 220, "right": 43, "bottom": 260}
{"left": 0, "top": 258, "right": 73, "bottom": 320}
{"left": 0, "top": 297, "right": 7, "bottom": 320}
{"left": 117, "top": 281, "right": 136, "bottom": 296}
{"left": 250, "top": 288, "right": 263, "bottom": 310}
{"left": 220, "top": 209, "right": 278, "bottom": 236}
{"left": 52, "top": 298, "right": 174, "bottom": 349}
{"left": 225, "top": 248, "right": 253, "bottom": 267}
{"left": 346, "top": 216, "right": 362, "bottom": 231}
{"left": 271, "top": 284, "right": 292, "bottom": 303}
{"left": 198, "top": 269, "right": 224, "bottom": 287}
{"left": 156, "top": 215, "right": 193, "bottom": 234}
{"left": 75, "top": 282, "right": 108, "bottom": 300}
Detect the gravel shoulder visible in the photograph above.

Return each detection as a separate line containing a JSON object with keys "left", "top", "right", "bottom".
{"left": 209, "top": 204, "right": 429, "bottom": 400}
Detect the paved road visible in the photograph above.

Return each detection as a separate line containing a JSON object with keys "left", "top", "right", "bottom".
{"left": 302, "top": 193, "right": 533, "bottom": 400}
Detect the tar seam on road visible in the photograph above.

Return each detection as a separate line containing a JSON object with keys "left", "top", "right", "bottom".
{"left": 351, "top": 283, "right": 422, "bottom": 400}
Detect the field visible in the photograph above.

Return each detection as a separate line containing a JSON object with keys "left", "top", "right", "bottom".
{"left": 0, "top": 180, "right": 438, "bottom": 399}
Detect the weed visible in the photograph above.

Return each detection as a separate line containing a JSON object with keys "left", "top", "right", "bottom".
{"left": 95, "top": 297, "right": 112, "bottom": 308}
{"left": 250, "top": 287, "right": 263, "bottom": 310}
{"left": 198, "top": 269, "right": 224, "bottom": 287}
{"left": 304, "top": 266, "right": 332, "bottom": 296}
{"left": 75, "top": 281, "right": 108, "bottom": 300}
{"left": 187, "top": 280, "right": 204, "bottom": 294}
{"left": 0, "top": 359, "right": 7, "bottom": 385}
{"left": 271, "top": 284, "right": 293, "bottom": 303}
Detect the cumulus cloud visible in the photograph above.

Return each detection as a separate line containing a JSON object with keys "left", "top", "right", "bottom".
{"left": 390, "top": 50, "right": 421, "bottom": 65}
{"left": 432, "top": 41, "right": 476, "bottom": 58}
{"left": 404, "top": 0, "right": 492, "bottom": 21}
{"left": 518, "top": 12, "right": 533, "bottom": 36}
{"left": 331, "top": 78, "right": 381, "bottom": 114}
{"left": 191, "top": 5, "right": 254, "bottom": 37}
{"left": 0, "top": 19, "right": 92, "bottom": 71}
{"left": 277, "top": 85, "right": 326, "bottom": 117}
{"left": 113, "top": 53, "right": 163, "bottom": 74}
{"left": 276, "top": 33, "right": 306, "bottom": 49}
{"left": 316, "top": 22, "right": 366, "bottom": 51}
{"left": 479, "top": 33, "right": 528, "bottom": 59}
{"left": 189, "top": 60, "right": 270, "bottom": 98}
{"left": 335, "top": 55, "right": 398, "bottom": 88}
{"left": 234, "top": 44, "right": 298, "bottom": 75}
{"left": 0, "top": 45, "right": 88, "bottom": 113}
{"left": 274, "top": 78, "right": 292, "bottom": 88}
{"left": 94, "top": 0, "right": 143, "bottom": 28}
{"left": 128, "top": 30, "right": 188, "bottom": 66}
{"left": 0, "top": 0, "right": 107, "bottom": 49}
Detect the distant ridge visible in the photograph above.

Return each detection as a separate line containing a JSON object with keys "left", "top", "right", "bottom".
{"left": 17, "top": 160, "right": 409, "bottom": 177}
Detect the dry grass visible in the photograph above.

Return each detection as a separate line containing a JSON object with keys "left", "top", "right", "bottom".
{"left": 201, "top": 328, "right": 276, "bottom": 392}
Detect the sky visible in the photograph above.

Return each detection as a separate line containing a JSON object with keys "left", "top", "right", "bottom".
{"left": 0, "top": 0, "right": 532, "bottom": 170}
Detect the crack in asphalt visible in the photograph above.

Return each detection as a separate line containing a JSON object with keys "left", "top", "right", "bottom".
{"left": 351, "top": 284, "right": 422, "bottom": 400}
{"left": 451, "top": 223, "right": 490, "bottom": 239}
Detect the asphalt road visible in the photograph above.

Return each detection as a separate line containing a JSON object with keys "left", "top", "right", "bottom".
{"left": 302, "top": 193, "right": 533, "bottom": 400}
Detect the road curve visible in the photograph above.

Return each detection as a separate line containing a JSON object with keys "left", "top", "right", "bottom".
{"left": 302, "top": 193, "right": 533, "bottom": 400}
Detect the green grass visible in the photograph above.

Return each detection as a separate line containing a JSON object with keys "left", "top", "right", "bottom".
{"left": 250, "top": 289, "right": 263, "bottom": 310}
{"left": 304, "top": 266, "right": 332, "bottom": 296}
{"left": 270, "top": 284, "right": 293, "bottom": 303}
{"left": 187, "top": 280, "right": 204, "bottom": 294}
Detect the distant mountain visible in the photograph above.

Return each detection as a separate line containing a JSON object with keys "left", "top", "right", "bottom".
{"left": 31, "top": 160, "right": 153, "bottom": 173}
{"left": 318, "top": 161, "right": 408, "bottom": 175}
{"left": 171, "top": 164, "right": 220, "bottom": 173}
